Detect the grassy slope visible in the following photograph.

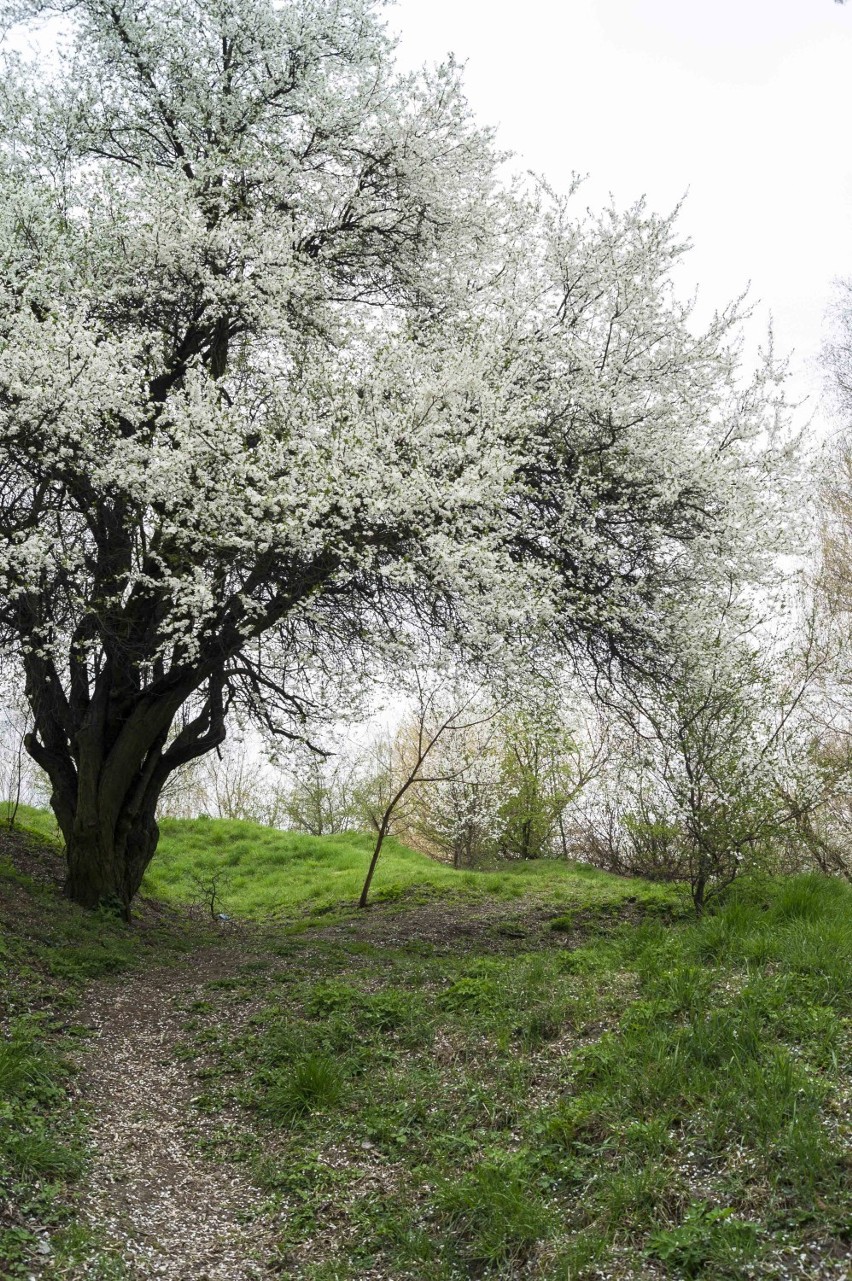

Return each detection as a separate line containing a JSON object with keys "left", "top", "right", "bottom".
{"left": 145, "top": 815, "right": 676, "bottom": 920}
{"left": 183, "top": 874, "right": 852, "bottom": 1280}
{"left": 1, "top": 808, "right": 850, "bottom": 1279}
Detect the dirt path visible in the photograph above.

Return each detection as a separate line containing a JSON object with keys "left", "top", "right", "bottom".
{"left": 63, "top": 895, "right": 647, "bottom": 1279}
{"left": 65, "top": 898, "right": 557, "bottom": 1279}
{"left": 74, "top": 948, "right": 278, "bottom": 1281}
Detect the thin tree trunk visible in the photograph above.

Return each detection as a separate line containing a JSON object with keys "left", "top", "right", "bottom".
{"left": 359, "top": 820, "right": 389, "bottom": 909}
{"left": 5, "top": 729, "right": 24, "bottom": 830}
{"left": 557, "top": 809, "right": 569, "bottom": 860}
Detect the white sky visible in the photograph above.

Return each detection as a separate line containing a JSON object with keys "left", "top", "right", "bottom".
{"left": 391, "top": 0, "right": 852, "bottom": 414}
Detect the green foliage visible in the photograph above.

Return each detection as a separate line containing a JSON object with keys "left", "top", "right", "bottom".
{"left": 647, "top": 1203, "right": 760, "bottom": 1277}
{"left": 303, "top": 981, "right": 363, "bottom": 1017}
{"left": 434, "top": 1154, "right": 554, "bottom": 1268}
{"left": 495, "top": 711, "right": 577, "bottom": 860}
{"left": 438, "top": 976, "right": 500, "bottom": 1012}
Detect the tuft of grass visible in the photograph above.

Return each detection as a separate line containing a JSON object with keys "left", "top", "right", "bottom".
{"left": 4, "top": 1128, "right": 85, "bottom": 1179}
{"left": 259, "top": 1053, "right": 345, "bottom": 1123}
{"left": 434, "top": 1154, "right": 554, "bottom": 1269}
{"left": 0, "top": 1039, "right": 46, "bottom": 1098}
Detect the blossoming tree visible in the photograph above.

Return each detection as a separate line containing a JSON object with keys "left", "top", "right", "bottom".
{"left": 0, "top": 0, "right": 792, "bottom": 912}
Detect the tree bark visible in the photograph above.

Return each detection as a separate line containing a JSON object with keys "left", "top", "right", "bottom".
{"left": 25, "top": 664, "right": 228, "bottom": 917}
{"left": 359, "top": 820, "right": 388, "bottom": 909}
{"left": 63, "top": 804, "right": 159, "bottom": 917}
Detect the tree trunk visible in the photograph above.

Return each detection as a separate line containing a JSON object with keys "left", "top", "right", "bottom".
{"left": 359, "top": 822, "right": 388, "bottom": 909}
{"left": 25, "top": 659, "right": 228, "bottom": 917}
{"left": 63, "top": 800, "right": 160, "bottom": 918}
{"left": 691, "top": 861, "right": 707, "bottom": 916}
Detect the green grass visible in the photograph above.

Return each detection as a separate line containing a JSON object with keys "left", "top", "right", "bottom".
{"left": 3, "top": 801, "right": 61, "bottom": 842}
{"left": 8, "top": 804, "right": 677, "bottom": 921}
{"left": 145, "top": 816, "right": 676, "bottom": 920}
{"left": 180, "top": 872, "right": 852, "bottom": 1279}
{"left": 2, "top": 808, "right": 850, "bottom": 1279}
{"left": 259, "top": 1052, "right": 345, "bottom": 1122}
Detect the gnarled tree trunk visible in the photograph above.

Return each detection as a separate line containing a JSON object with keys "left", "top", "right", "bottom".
{"left": 25, "top": 659, "right": 227, "bottom": 919}
{"left": 63, "top": 802, "right": 160, "bottom": 915}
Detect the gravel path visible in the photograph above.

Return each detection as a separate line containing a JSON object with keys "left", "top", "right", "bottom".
{"left": 74, "top": 955, "right": 277, "bottom": 1280}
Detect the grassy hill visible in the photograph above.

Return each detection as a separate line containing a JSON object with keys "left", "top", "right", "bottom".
{"left": 145, "top": 815, "right": 678, "bottom": 920}
{"left": 0, "top": 809, "right": 850, "bottom": 1280}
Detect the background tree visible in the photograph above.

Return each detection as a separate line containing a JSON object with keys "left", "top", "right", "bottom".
{"left": 0, "top": 662, "right": 49, "bottom": 821}
{"left": 0, "top": 0, "right": 795, "bottom": 913}
{"left": 574, "top": 604, "right": 838, "bottom": 911}
{"left": 821, "top": 279, "right": 852, "bottom": 621}
{"left": 0, "top": 680, "right": 37, "bottom": 826}
{"left": 393, "top": 691, "right": 611, "bottom": 866}
{"left": 200, "top": 739, "right": 287, "bottom": 826}
{"left": 495, "top": 708, "right": 582, "bottom": 860}
{"left": 282, "top": 751, "right": 358, "bottom": 837}
{"left": 356, "top": 675, "right": 497, "bottom": 906}
{"left": 405, "top": 717, "right": 502, "bottom": 868}
{"left": 155, "top": 751, "right": 209, "bottom": 821}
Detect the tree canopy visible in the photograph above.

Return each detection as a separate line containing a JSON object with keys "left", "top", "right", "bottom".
{"left": 0, "top": 0, "right": 793, "bottom": 911}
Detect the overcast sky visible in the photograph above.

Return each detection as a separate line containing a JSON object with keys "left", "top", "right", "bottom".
{"left": 391, "top": 0, "right": 852, "bottom": 414}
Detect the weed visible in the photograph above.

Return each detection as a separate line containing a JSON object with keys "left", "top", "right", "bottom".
{"left": 439, "top": 975, "right": 501, "bottom": 1012}
{"left": 647, "top": 1203, "right": 760, "bottom": 1277}
{"left": 0, "top": 1040, "right": 45, "bottom": 1098}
